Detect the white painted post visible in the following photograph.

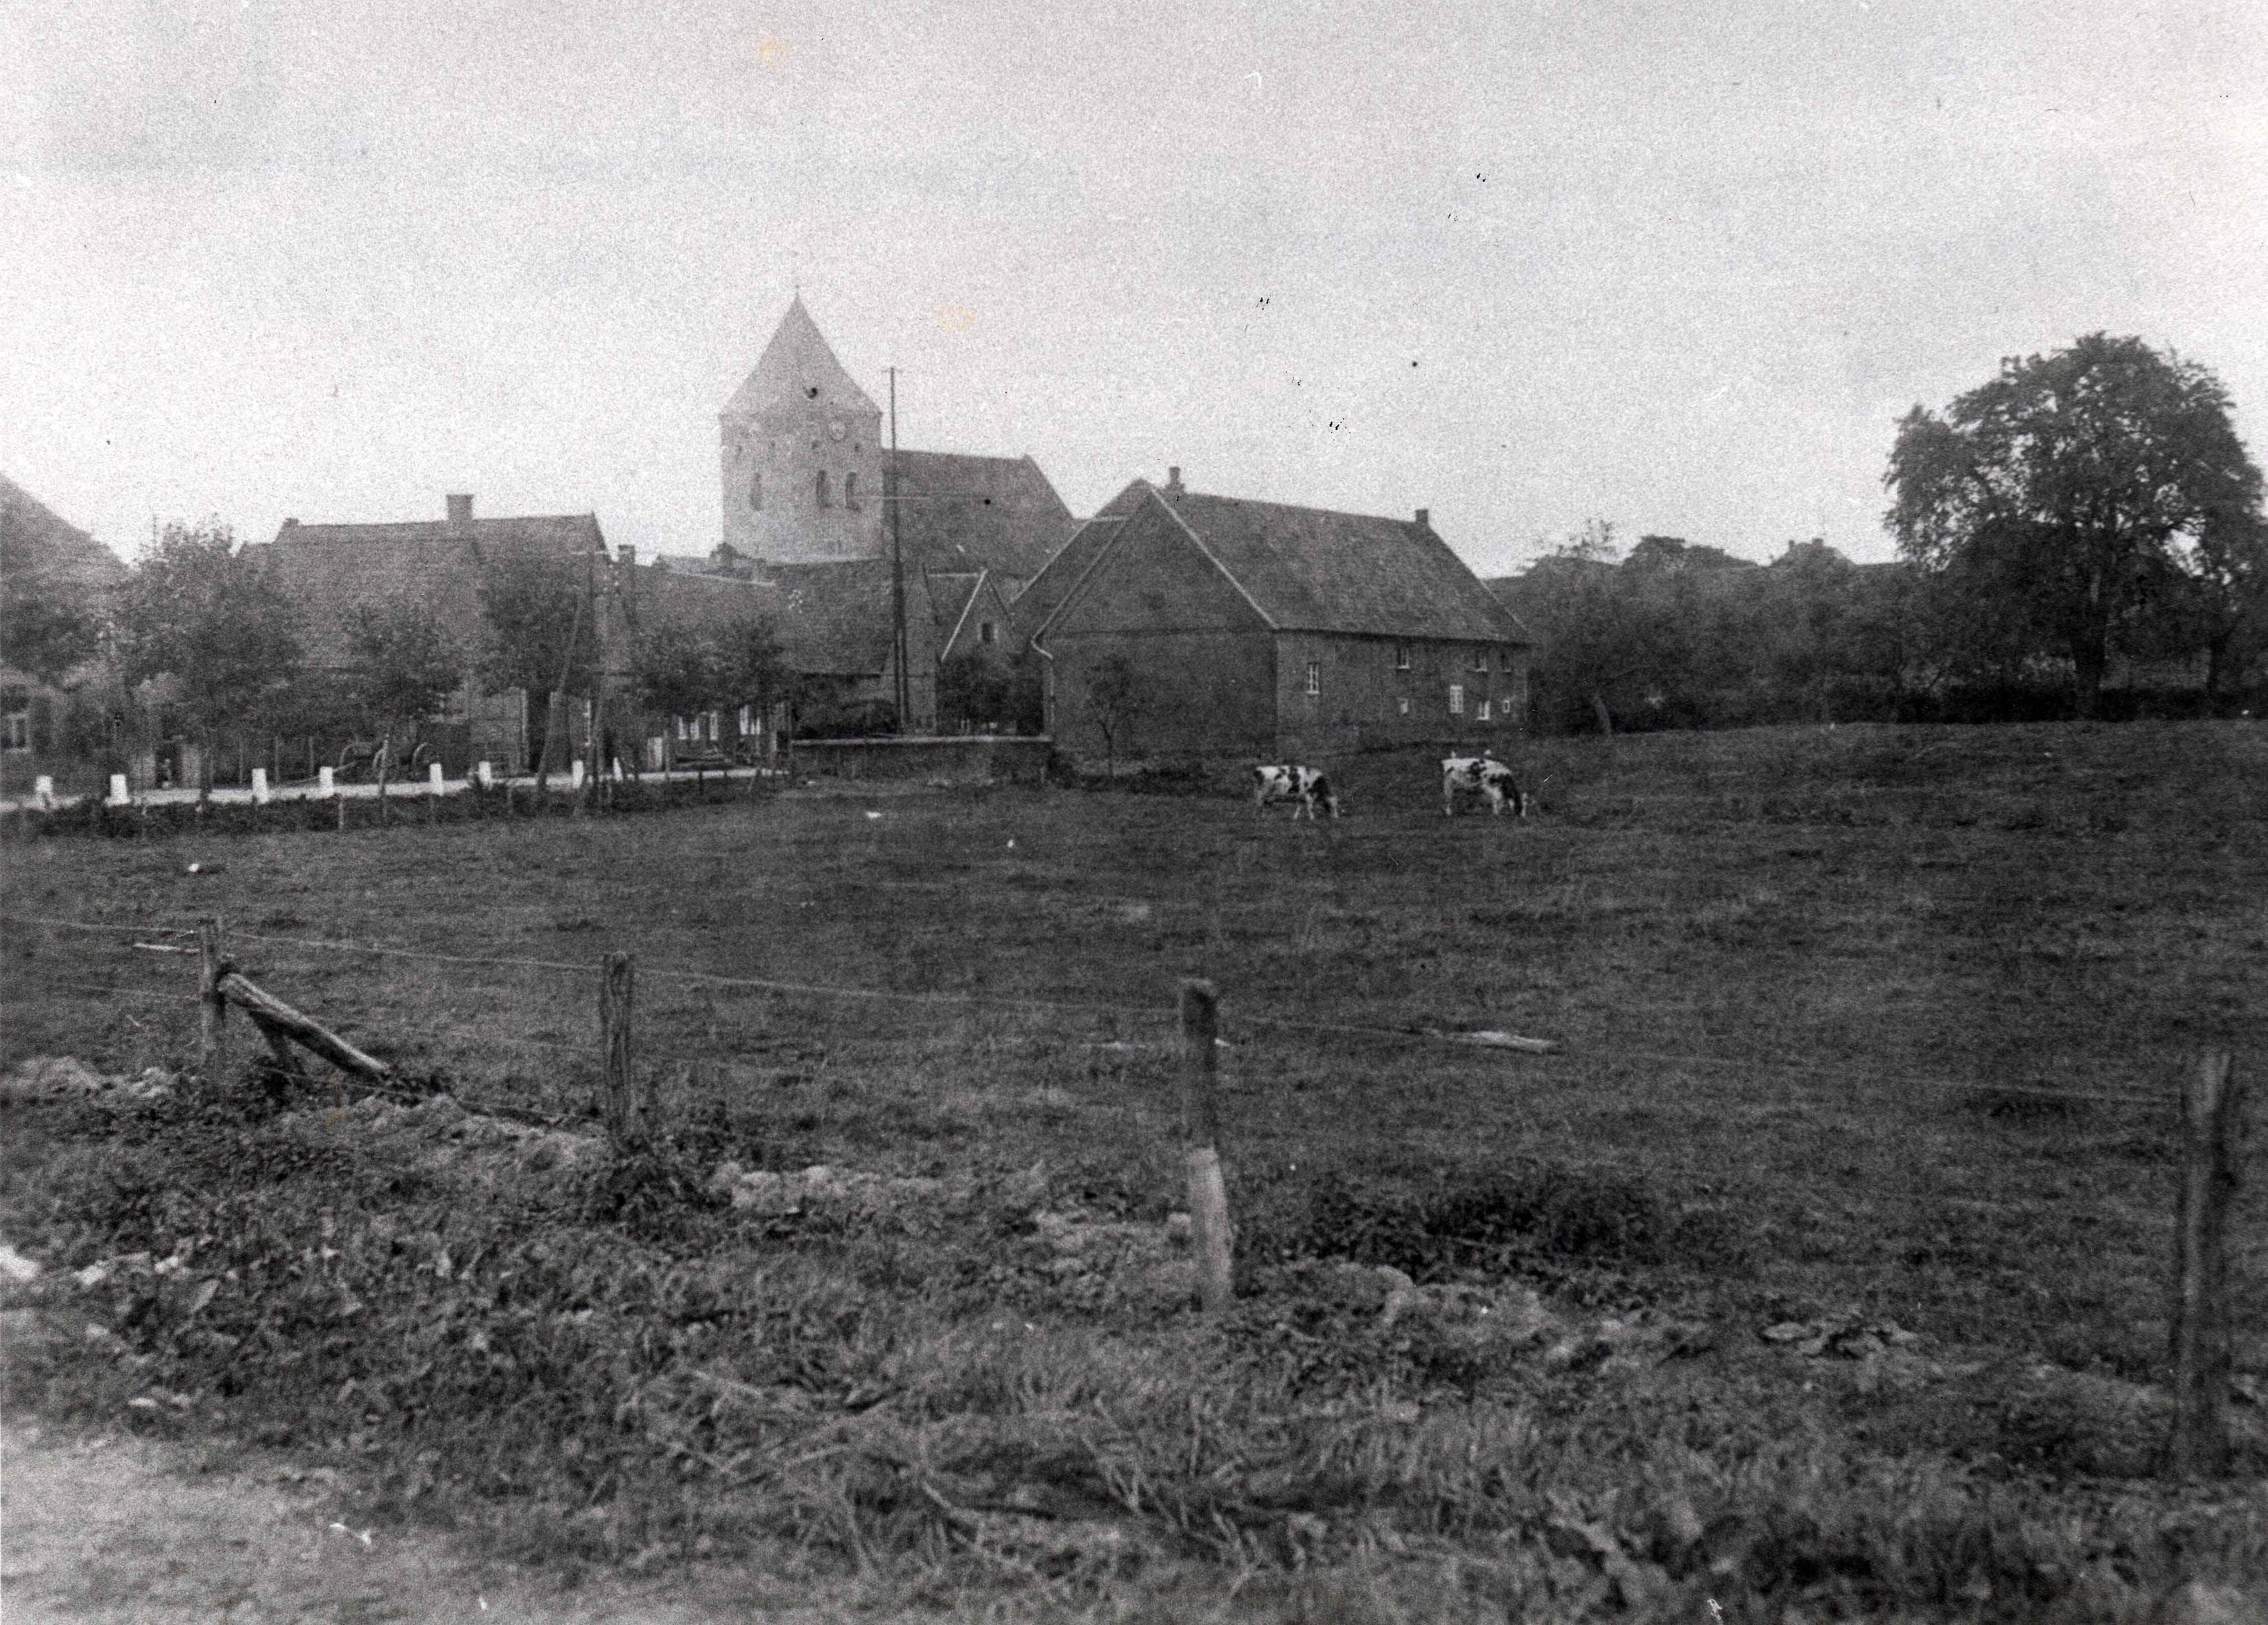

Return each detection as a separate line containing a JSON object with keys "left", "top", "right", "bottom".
{"left": 318, "top": 765, "right": 336, "bottom": 798}
{"left": 108, "top": 773, "right": 130, "bottom": 805}
{"left": 428, "top": 761, "right": 445, "bottom": 791}
{"left": 476, "top": 760, "right": 493, "bottom": 789}
{"left": 33, "top": 775, "right": 55, "bottom": 809}
{"left": 250, "top": 768, "right": 270, "bottom": 804}
{"left": 571, "top": 759, "right": 586, "bottom": 790}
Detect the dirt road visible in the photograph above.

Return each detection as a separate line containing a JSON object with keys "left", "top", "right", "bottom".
{"left": 2, "top": 1416, "right": 862, "bottom": 1624}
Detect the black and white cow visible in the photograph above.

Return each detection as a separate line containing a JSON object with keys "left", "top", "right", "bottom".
{"left": 1442, "top": 754, "right": 1529, "bottom": 818}
{"left": 1252, "top": 764, "right": 1341, "bottom": 821}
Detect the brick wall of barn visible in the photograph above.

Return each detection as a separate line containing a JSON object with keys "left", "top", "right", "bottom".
{"left": 1040, "top": 511, "right": 1278, "bottom": 761}
{"left": 1274, "top": 632, "right": 1530, "bottom": 758}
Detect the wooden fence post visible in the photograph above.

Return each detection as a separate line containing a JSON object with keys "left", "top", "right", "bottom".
{"left": 1179, "top": 978, "right": 1234, "bottom": 1312}
{"left": 600, "top": 952, "right": 637, "bottom": 1149}
{"left": 2169, "top": 1050, "right": 2247, "bottom": 1477}
{"left": 197, "top": 916, "right": 227, "bottom": 1077}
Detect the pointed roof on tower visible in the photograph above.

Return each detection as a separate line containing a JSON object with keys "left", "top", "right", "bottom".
{"left": 723, "top": 296, "right": 882, "bottom": 420}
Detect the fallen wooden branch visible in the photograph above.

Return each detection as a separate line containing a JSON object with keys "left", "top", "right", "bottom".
{"left": 215, "top": 971, "right": 394, "bottom": 1081}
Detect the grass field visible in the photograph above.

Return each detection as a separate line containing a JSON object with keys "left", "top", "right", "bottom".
{"left": 3, "top": 720, "right": 2263, "bottom": 1621}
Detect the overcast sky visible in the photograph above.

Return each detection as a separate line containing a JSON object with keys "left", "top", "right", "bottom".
{"left": 5, "top": 0, "right": 2262, "bottom": 577}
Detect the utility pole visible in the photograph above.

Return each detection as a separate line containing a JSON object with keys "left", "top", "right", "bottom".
{"left": 887, "top": 366, "right": 911, "bottom": 730}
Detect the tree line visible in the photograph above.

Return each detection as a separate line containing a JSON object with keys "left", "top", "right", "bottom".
{"left": 9, "top": 529, "right": 789, "bottom": 799}
{"left": 1504, "top": 335, "right": 2267, "bottom": 733}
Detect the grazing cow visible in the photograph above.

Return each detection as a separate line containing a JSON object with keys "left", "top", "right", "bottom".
{"left": 1252, "top": 763, "right": 1341, "bottom": 821}
{"left": 1442, "top": 754, "right": 1529, "bottom": 818}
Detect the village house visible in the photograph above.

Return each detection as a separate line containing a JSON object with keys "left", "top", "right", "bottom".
{"left": 248, "top": 496, "right": 618, "bottom": 775}
{"left": 1024, "top": 471, "right": 1532, "bottom": 764}
{"left": 0, "top": 475, "right": 128, "bottom": 795}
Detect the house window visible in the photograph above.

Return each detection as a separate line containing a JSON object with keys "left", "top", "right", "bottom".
{"left": 844, "top": 472, "right": 859, "bottom": 510}
{"left": 1305, "top": 660, "right": 1321, "bottom": 697}
{"left": 980, "top": 621, "right": 997, "bottom": 645}
{"left": 1472, "top": 649, "right": 1489, "bottom": 672}
{"left": 749, "top": 471, "right": 762, "bottom": 511}
{"left": 1477, "top": 699, "right": 1492, "bottom": 721}
{"left": 1448, "top": 684, "right": 1464, "bottom": 716}
{"left": 1397, "top": 696, "right": 1410, "bottom": 716}
{"left": 1394, "top": 643, "right": 1411, "bottom": 671}
{"left": 708, "top": 709, "right": 723, "bottom": 741}
{"left": 816, "top": 470, "right": 831, "bottom": 507}
{"left": 1, "top": 691, "right": 28, "bottom": 752}
{"left": 739, "top": 704, "right": 756, "bottom": 734}
{"left": 675, "top": 716, "right": 692, "bottom": 742}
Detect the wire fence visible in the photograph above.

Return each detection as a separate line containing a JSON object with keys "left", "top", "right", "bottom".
{"left": 1, "top": 910, "right": 2180, "bottom": 1118}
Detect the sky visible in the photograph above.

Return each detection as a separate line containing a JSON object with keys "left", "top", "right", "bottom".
{"left": 4, "top": 0, "right": 2263, "bottom": 579}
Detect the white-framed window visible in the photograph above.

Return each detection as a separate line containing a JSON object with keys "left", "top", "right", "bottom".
{"left": 1448, "top": 684, "right": 1464, "bottom": 716}
{"left": 708, "top": 709, "right": 723, "bottom": 741}
{"left": 1397, "top": 696, "right": 1410, "bottom": 716}
{"left": 675, "top": 715, "right": 692, "bottom": 742}
{"left": 739, "top": 704, "right": 756, "bottom": 734}
{"left": 1394, "top": 643, "right": 1411, "bottom": 671}
{"left": 1477, "top": 699, "right": 1492, "bottom": 721}
{"left": 1305, "top": 660, "right": 1321, "bottom": 696}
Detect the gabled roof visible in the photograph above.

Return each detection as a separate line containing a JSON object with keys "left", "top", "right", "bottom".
{"left": 925, "top": 571, "right": 985, "bottom": 635}
{"left": 1, "top": 474, "right": 128, "bottom": 593}
{"left": 1034, "top": 481, "right": 1529, "bottom": 647}
{"left": 1008, "top": 479, "right": 1150, "bottom": 640}
{"left": 892, "top": 450, "right": 1076, "bottom": 581}
{"left": 246, "top": 513, "right": 604, "bottom": 667}
{"left": 722, "top": 296, "right": 881, "bottom": 421}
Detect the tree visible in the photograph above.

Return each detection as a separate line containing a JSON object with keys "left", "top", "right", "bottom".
{"left": 1885, "top": 334, "right": 2265, "bottom": 716}
{"left": 344, "top": 602, "right": 462, "bottom": 813}
{"left": 478, "top": 555, "right": 593, "bottom": 788}
{"left": 116, "top": 520, "right": 305, "bottom": 800}
{"left": 1507, "top": 521, "right": 1683, "bottom": 734}
{"left": 632, "top": 608, "right": 786, "bottom": 766}
{"left": 0, "top": 572, "right": 99, "bottom": 690}
{"left": 1084, "top": 653, "right": 1139, "bottom": 777}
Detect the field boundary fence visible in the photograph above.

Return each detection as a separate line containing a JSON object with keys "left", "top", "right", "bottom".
{"left": 5, "top": 909, "right": 2250, "bottom": 1473}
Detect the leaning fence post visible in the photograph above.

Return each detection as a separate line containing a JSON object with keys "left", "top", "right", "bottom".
{"left": 198, "top": 916, "right": 227, "bottom": 1077}
{"left": 600, "top": 952, "right": 637, "bottom": 1148}
{"left": 2169, "top": 1050, "right": 2247, "bottom": 1477}
{"left": 1178, "top": 978, "right": 1235, "bottom": 1312}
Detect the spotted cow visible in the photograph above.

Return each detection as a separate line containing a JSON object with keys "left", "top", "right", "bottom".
{"left": 1252, "top": 764, "right": 1341, "bottom": 821}
{"left": 1442, "top": 754, "right": 1529, "bottom": 818}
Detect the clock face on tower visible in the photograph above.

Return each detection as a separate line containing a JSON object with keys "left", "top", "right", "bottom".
{"left": 828, "top": 419, "right": 847, "bottom": 442}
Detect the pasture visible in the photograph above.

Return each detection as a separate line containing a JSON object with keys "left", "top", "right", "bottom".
{"left": 3, "top": 720, "right": 2263, "bottom": 1621}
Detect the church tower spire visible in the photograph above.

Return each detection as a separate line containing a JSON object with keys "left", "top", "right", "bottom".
{"left": 719, "top": 297, "right": 885, "bottom": 564}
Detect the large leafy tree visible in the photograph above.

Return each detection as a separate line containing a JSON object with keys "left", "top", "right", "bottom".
{"left": 477, "top": 555, "right": 593, "bottom": 784}
{"left": 116, "top": 520, "right": 305, "bottom": 798}
{"left": 0, "top": 573, "right": 100, "bottom": 690}
{"left": 631, "top": 608, "right": 787, "bottom": 763}
{"left": 344, "top": 602, "right": 462, "bottom": 805}
{"left": 1885, "top": 333, "right": 2265, "bottom": 714}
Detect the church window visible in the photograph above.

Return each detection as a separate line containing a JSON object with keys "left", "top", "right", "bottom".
{"left": 816, "top": 470, "right": 831, "bottom": 507}
{"left": 844, "top": 472, "right": 859, "bottom": 509}
{"left": 748, "top": 471, "right": 762, "bottom": 511}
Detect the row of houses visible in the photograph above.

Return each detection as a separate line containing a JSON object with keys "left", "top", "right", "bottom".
{"left": 2, "top": 297, "right": 1533, "bottom": 787}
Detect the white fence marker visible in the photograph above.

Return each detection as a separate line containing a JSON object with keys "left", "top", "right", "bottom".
{"left": 476, "top": 760, "right": 493, "bottom": 789}
{"left": 108, "top": 773, "right": 130, "bottom": 806}
{"left": 318, "top": 765, "right": 336, "bottom": 798}
{"left": 571, "top": 759, "right": 586, "bottom": 789}
{"left": 33, "top": 775, "right": 55, "bottom": 809}
{"left": 251, "top": 768, "right": 270, "bottom": 804}
{"left": 428, "top": 761, "right": 445, "bottom": 791}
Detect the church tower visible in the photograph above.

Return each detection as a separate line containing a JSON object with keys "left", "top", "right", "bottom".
{"left": 719, "top": 297, "right": 886, "bottom": 564}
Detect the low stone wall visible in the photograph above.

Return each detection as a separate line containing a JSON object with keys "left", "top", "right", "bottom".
{"left": 789, "top": 735, "right": 1053, "bottom": 785}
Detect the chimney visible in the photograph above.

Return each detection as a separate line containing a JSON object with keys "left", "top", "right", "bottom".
{"left": 1165, "top": 466, "right": 1184, "bottom": 496}
{"left": 1415, "top": 507, "right": 1430, "bottom": 527}
{"left": 281, "top": 518, "right": 299, "bottom": 529}
{"left": 616, "top": 544, "right": 636, "bottom": 568}
{"left": 446, "top": 493, "right": 473, "bottom": 528}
